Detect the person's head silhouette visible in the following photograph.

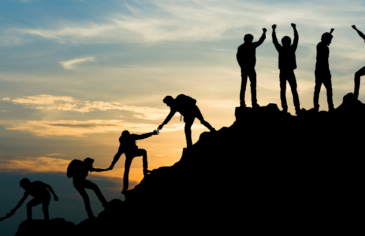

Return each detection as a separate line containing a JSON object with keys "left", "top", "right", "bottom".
{"left": 321, "top": 32, "right": 333, "bottom": 46}
{"left": 163, "top": 96, "right": 174, "bottom": 107}
{"left": 19, "top": 178, "right": 31, "bottom": 190}
{"left": 84, "top": 157, "right": 94, "bottom": 168}
{"left": 281, "top": 36, "right": 291, "bottom": 47}
{"left": 244, "top": 34, "right": 254, "bottom": 43}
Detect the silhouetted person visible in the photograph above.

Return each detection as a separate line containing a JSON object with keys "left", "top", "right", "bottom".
{"left": 237, "top": 28, "right": 267, "bottom": 108}
{"left": 314, "top": 29, "right": 335, "bottom": 112}
{"left": 272, "top": 24, "right": 301, "bottom": 115}
{"left": 158, "top": 94, "right": 216, "bottom": 148}
{"left": 9, "top": 178, "right": 58, "bottom": 220}
{"left": 67, "top": 158, "right": 108, "bottom": 218}
{"left": 108, "top": 130, "right": 158, "bottom": 194}
{"left": 352, "top": 25, "right": 365, "bottom": 99}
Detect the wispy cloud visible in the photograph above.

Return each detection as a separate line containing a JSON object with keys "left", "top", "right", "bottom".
{"left": 60, "top": 57, "right": 95, "bottom": 70}
{"left": 14, "top": 0, "right": 365, "bottom": 45}
{"left": 4, "top": 95, "right": 170, "bottom": 120}
{"left": 0, "top": 119, "right": 203, "bottom": 137}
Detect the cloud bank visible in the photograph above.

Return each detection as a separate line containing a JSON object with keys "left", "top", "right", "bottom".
{"left": 3, "top": 95, "right": 170, "bottom": 120}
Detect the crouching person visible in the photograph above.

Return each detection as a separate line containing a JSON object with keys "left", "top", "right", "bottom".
{"left": 10, "top": 178, "right": 59, "bottom": 220}
{"left": 67, "top": 157, "right": 109, "bottom": 219}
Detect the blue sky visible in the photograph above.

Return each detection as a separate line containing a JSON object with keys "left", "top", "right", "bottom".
{"left": 1, "top": 0, "right": 365, "bottom": 235}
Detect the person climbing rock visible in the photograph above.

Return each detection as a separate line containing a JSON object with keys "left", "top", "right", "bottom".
{"left": 108, "top": 130, "right": 158, "bottom": 194}
{"left": 314, "top": 28, "right": 335, "bottom": 112}
{"left": 67, "top": 157, "right": 108, "bottom": 219}
{"left": 352, "top": 25, "right": 365, "bottom": 99}
{"left": 272, "top": 23, "right": 302, "bottom": 115}
{"left": 158, "top": 94, "right": 216, "bottom": 148}
{"left": 9, "top": 178, "right": 58, "bottom": 220}
{"left": 237, "top": 28, "right": 267, "bottom": 108}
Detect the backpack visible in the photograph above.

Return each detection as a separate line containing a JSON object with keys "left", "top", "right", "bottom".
{"left": 175, "top": 94, "right": 197, "bottom": 108}
{"left": 66, "top": 159, "right": 83, "bottom": 178}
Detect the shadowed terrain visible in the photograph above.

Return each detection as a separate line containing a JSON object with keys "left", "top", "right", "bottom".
{"left": 15, "top": 93, "right": 364, "bottom": 235}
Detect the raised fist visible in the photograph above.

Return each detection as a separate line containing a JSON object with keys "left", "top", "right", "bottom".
{"left": 352, "top": 25, "right": 357, "bottom": 29}
{"left": 291, "top": 23, "right": 296, "bottom": 28}
{"left": 263, "top": 28, "right": 267, "bottom": 33}
{"left": 272, "top": 24, "right": 277, "bottom": 29}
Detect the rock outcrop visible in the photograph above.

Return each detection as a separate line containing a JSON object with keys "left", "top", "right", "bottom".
{"left": 16, "top": 93, "right": 365, "bottom": 235}
{"left": 15, "top": 218, "right": 75, "bottom": 236}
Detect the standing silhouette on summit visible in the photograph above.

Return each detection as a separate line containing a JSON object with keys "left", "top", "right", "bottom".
{"left": 9, "top": 178, "right": 58, "bottom": 220}
{"left": 108, "top": 130, "right": 158, "bottom": 194}
{"left": 352, "top": 25, "right": 365, "bottom": 99}
{"left": 158, "top": 94, "right": 216, "bottom": 148}
{"left": 272, "top": 24, "right": 301, "bottom": 115}
{"left": 314, "top": 29, "right": 335, "bottom": 112}
{"left": 67, "top": 158, "right": 108, "bottom": 218}
{"left": 237, "top": 28, "right": 267, "bottom": 108}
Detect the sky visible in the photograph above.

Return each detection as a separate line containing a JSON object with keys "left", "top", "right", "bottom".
{"left": 1, "top": 0, "right": 365, "bottom": 234}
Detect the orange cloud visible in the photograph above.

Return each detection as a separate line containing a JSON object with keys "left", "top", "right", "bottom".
{"left": 0, "top": 119, "right": 203, "bottom": 137}
{"left": 4, "top": 94, "right": 170, "bottom": 120}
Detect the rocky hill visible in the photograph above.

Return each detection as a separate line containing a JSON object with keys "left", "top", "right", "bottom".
{"left": 16, "top": 93, "right": 365, "bottom": 235}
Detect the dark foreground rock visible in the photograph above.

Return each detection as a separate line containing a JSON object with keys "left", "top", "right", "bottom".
{"left": 15, "top": 218, "right": 75, "bottom": 236}
{"left": 16, "top": 93, "right": 365, "bottom": 235}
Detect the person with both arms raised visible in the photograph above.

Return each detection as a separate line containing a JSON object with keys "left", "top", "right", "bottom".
{"left": 237, "top": 28, "right": 267, "bottom": 108}
{"left": 272, "top": 23, "right": 302, "bottom": 115}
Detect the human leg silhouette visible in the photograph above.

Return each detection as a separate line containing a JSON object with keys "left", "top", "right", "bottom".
{"left": 84, "top": 180, "right": 107, "bottom": 208}
{"left": 184, "top": 116, "right": 195, "bottom": 148}
{"left": 194, "top": 107, "right": 215, "bottom": 132}
{"left": 354, "top": 67, "right": 365, "bottom": 99}
{"left": 73, "top": 180, "right": 94, "bottom": 218}
{"left": 279, "top": 71, "right": 288, "bottom": 112}
{"left": 122, "top": 156, "right": 133, "bottom": 193}
{"left": 314, "top": 71, "right": 323, "bottom": 111}
{"left": 240, "top": 70, "right": 249, "bottom": 107}
{"left": 287, "top": 71, "right": 301, "bottom": 113}
{"left": 42, "top": 195, "right": 51, "bottom": 220}
{"left": 248, "top": 69, "right": 258, "bottom": 107}
{"left": 322, "top": 74, "right": 334, "bottom": 111}
{"left": 26, "top": 198, "right": 42, "bottom": 220}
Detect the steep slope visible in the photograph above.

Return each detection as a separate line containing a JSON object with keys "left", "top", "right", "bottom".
{"left": 16, "top": 93, "right": 365, "bottom": 235}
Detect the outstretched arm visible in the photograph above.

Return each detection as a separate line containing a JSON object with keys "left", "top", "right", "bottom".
{"left": 90, "top": 166, "right": 110, "bottom": 172}
{"left": 108, "top": 149, "right": 124, "bottom": 170}
{"left": 10, "top": 192, "right": 29, "bottom": 215}
{"left": 254, "top": 28, "right": 267, "bottom": 47}
{"left": 46, "top": 184, "right": 59, "bottom": 201}
{"left": 272, "top": 24, "right": 280, "bottom": 51}
{"left": 352, "top": 25, "right": 365, "bottom": 41}
{"left": 134, "top": 132, "right": 156, "bottom": 141}
{"left": 158, "top": 110, "right": 176, "bottom": 130}
{"left": 292, "top": 23, "right": 299, "bottom": 50}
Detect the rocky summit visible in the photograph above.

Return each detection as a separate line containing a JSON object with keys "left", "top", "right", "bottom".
{"left": 16, "top": 93, "right": 365, "bottom": 235}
